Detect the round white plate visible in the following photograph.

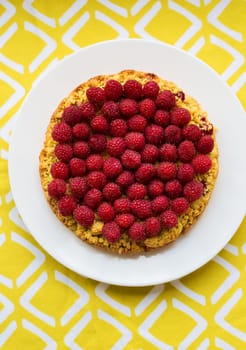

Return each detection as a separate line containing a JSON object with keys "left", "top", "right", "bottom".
{"left": 9, "top": 39, "right": 246, "bottom": 286}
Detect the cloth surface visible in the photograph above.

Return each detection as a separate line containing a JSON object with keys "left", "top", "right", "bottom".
{"left": 0, "top": 1, "right": 246, "bottom": 349}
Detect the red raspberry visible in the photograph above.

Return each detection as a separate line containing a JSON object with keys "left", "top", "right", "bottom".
{"left": 89, "top": 134, "right": 107, "bottom": 153}
{"left": 87, "top": 171, "right": 106, "bottom": 189}
{"left": 182, "top": 124, "right": 202, "bottom": 142}
{"left": 124, "top": 79, "right": 142, "bottom": 99}
{"left": 129, "top": 222, "right": 146, "bottom": 241}
{"left": 52, "top": 122, "right": 72, "bottom": 143}
{"left": 102, "top": 222, "right": 121, "bottom": 242}
{"left": 157, "top": 162, "right": 177, "bottom": 181}
{"left": 145, "top": 124, "right": 164, "bottom": 145}
{"left": 141, "top": 144, "right": 159, "bottom": 163}
{"left": 103, "top": 183, "right": 121, "bottom": 201}
{"left": 79, "top": 101, "right": 95, "bottom": 120}
{"left": 116, "top": 171, "right": 135, "bottom": 188}
{"left": 154, "top": 109, "right": 170, "bottom": 127}
{"left": 104, "top": 79, "right": 123, "bottom": 101}
{"left": 69, "top": 177, "right": 88, "bottom": 198}
{"left": 73, "top": 205, "right": 95, "bottom": 227}
{"left": 131, "top": 199, "right": 152, "bottom": 219}
{"left": 135, "top": 163, "right": 156, "bottom": 183}
{"left": 86, "top": 86, "right": 105, "bottom": 106}
{"left": 102, "top": 101, "right": 120, "bottom": 119}
{"left": 159, "top": 144, "right": 177, "bottom": 162}
{"left": 152, "top": 195, "right": 169, "bottom": 214}
{"left": 83, "top": 188, "right": 102, "bottom": 209}
{"left": 91, "top": 115, "right": 109, "bottom": 133}
{"left": 51, "top": 161, "right": 69, "bottom": 180}
{"left": 183, "top": 180, "right": 204, "bottom": 202}
{"left": 171, "top": 197, "right": 189, "bottom": 215}
{"left": 58, "top": 195, "right": 77, "bottom": 216}
{"left": 143, "top": 80, "right": 160, "bottom": 98}
{"left": 177, "top": 164, "right": 195, "bottom": 183}
{"left": 196, "top": 135, "right": 214, "bottom": 154}
{"left": 103, "top": 157, "right": 122, "bottom": 179}
{"left": 121, "top": 150, "right": 141, "bottom": 169}
{"left": 128, "top": 115, "right": 147, "bottom": 132}
{"left": 160, "top": 210, "right": 178, "bottom": 229}
{"left": 125, "top": 132, "right": 145, "bottom": 151}
{"left": 62, "top": 104, "right": 81, "bottom": 126}
{"left": 97, "top": 202, "right": 115, "bottom": 222}
{"left": 48, "top": 178, "right": 66, "bottom": 199}
{"left": 72, "top": 122, "right": 90, "bottom": 140}
{"left": 73, "top": 141, "right": 90, "bottom": 158}
{"left": 170, "top": 107, "right": 191, "bottom": 126}
{"left": 164, "top": 125, "right": 182, "bottom": 144}
{"left": 145, "top": 217, "right": 161, "bottom": 237}
{"left": 107, "top": 137, "right": 126, "bottom": 157}
{"left": 127, "top": 183, "right": 147, "bottom": 200}
{"left": 69, "top": 158, "right": 86, "bottom": 177}
{"left": 178, "top": 141, "right": 196, "bottom": 163}
{"left": 114, "top": 198, "right": 131, "bottom": 213}
{"left": 192, "top": 155, "right": 212, "bottom": 174}
{"left": 115, "top": 213, "right": 134, "bottom": 229}
{"left": 165, "top": 179, "right": 182, "bottom": 199}
{"left": 156, "top": 90, "right": 176, "bottom": 110}
{"left": 54, "top": 143, "right": 73, "bottom": 163}
{"left": 110, "top": 119, "right": 128, "bottom": 137}
{"left": 119, "top": 98, "right": 139, "bottom": 117}
{"left": 139, "top": 98, "right": 156, "bottom": 119}
{"left": 86, "top": 154, "right": 104, "bottom": 171}
{"left": 148, "top": 180, "right": 164, "bottom": 198}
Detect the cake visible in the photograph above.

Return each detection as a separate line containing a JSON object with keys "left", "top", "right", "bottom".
{"left": 39, "top": 69, "right": 218, "bottom": 254}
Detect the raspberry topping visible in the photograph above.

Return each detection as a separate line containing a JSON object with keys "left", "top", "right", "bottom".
{"left": 143, "top": 80, "right": 160, "bottom": 98}
{"left": 171, "top": 197, "right": 189, "bottom": 215}
{"left": 83, "top": 188, "right": 103, "bottom": 209}
{"left": 103, "top": 183, "right": 121, "bottom": 201}
{"left": 141, "top": 144, "right": 159, "bottom": 163}
{"left": 102, "top": 222, "right": 121, "bottom": 242}
{"left": 73, "top": 141, "right": 90, "bottom": 158}
{"left": 124, "top": 79, "right": 142, "bottom": 99}
{"left": 86, "top": 154, "right": 104, "bottom": 171}
{"left": 110, "top": 119, "right": 128, "bottom": 137}
{"left": 87, "top": 171, "right": 106, "bottom": 189}
{"left": 159, "top": 144, "right": 177, "bottom": 162}
{"left": 97, "top": 202, "right": 115, "bottom": 222}
{"left": 86, "top": 86, "right": 105, "bottom": 106}
{"left": 116, "top": 171, "right": 135, "bottom": 188}
{"left": 62, "top": 104, "right": 82, "bottom": 126}
{"left": 131, "top": 199, "right": 152, "bottom": 219}
{"left": 69, "top": 177, "right": 88, "bottom": 198}
{"left": 79, "top": 101, "right": 95, "bottom": 120}
{"left": 102, "top": 101, "right": 120, "bottom": 119}
{"left": 170, "top": 107, "right": 191, "bottom": 126}
{"left": 69, "top": 158, "right": 86, "bottom": 177}
{"left": 58, "top": 195, "right": 77, "bottom": 216}
{"left": 119, "top": 98, "right": 139, "bottom": 117}
{"left": 152, "top": 195, "right": 169, "bottom": 214}
{"left": 139, "top": 98, "right": 156, "bottom": 119}
{"left": 54, "top": 143, "right": 73, "bottom": 163}
{"left": 105, "top": 79, "right": 123, "bottom": 101}
{"left": 196, "top": 135, "right": 214, "bottom": 154}
{"left": 73, "top": 205, "right": 95, "bottom": 227}
{"left": 127, "top": 183, "right": 147, "bottom": 200}
{"left": 91, "top": 115, "right": 109, "bottom": 133}
{"left": 192, "top": 154, "right": 212, "bottom": 174}
{"left": 52, "top": 122, "right": 72, "bottom": 143}
{"left": 103, "top": 157, "right": 122, "bottom": 179}
{"left": 125, "top": 132, "right": 145, "bottom": 151}
{"left": 48, "top": 179, "right": 66, "bottom": 199}
{"left": 145, "top": 217, "right": 161, "bottom": 237}
{"left": 154, "top": 109, "right": 170, "bottom": 127}
{"left": 107, "top": 137, "right": 126, "bottom": 157}
{"left": 160, "top": 210, "right": 178, "bottom": 229}
{"left": 156, "top": 90, "right": 176, "bottom": 110}
{"left": 116, "top": 213, "right": 134, "bottom": 229}
{"left": 89, "top": 134, "right": 107, "bottom": 153}
{"left": 183, "top": 180, "right": 204, "bottom": 202}
{"left": 128, "top": 115, "right": 147, "bottom": 132}
{"left": 135, "top": 163, "right": 156, "bottom": 183}
{"left": 129, "top": 222, "right": 146, "bottom": 241}
{"left": 178, "top": 141, "right": 196, "bottom": 163}
{"left": 121, "top": 149, "right": 141, "bottom": 169}
{"left": 145, "top": 124, "right": 164, "bottom": 145}
{"left": 51, "top": 161, "right": 69, "bottom": 180}
{"left": 72, "top": 122, "right": 90, "bottom": 140}
{"left": 114, "top": 198, "right": 131, "bottom": 213}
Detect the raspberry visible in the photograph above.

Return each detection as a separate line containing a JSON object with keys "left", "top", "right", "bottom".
{"left": 104, "top": 79, "right": 123, "bottom": 101}
{"left": 73, "top": 205, "right": 95, "bottom": 227}
{"left": 145, "top": 217, "right": 161, "bottom": 237}
{"left": 192, "top": 155, "right": 212, "bottom": 174}
{"left": 121, "top": 150, "right": 141, "bottom": 169}
{"left": 91, "top": 115, "right": 109, "bottom": 133}
{"left": 48, "top": 178, "right": 66, "bottom": 199}
{"left": 51, "top": 161, "right": 69, "bottom": 179}
{"left": 86, "top": 86, "right": 105, "bottom": 106}
{"left": 58, "top": 195, "right": 77, "bottom": 216}
{"left": 79, "top": 101, "right": 96, "bottom": 120}
{"left": 157, "top": 162, "right": 177, "bottom": 181}
{"left": 73, "top": 141, "right": 90, "bottom": 158}
{"left": 154, "top": 109, "right": 170, "bottom": 127}
{"left": 131, "top": 199, "right": 152, "bottom": 219}
{"left": 164, "top": 125, "right": 182, "bottom": 144}
{"left": 135, "top": 163, "right": 156, "bottom": 183}
{"left": 114, "top": 198, "right": 131, "bottom": 213}
{"left": 119, "top": 98, "right": 139, "bottom": 117}
{"left": 69, "top": 177, "right": 88, "bottom": 198}
{"left": 103, "top": 183, "right": 121, "bottom": 201}
{"left": 124, "top": 79, "right": 142, "bottom": 99}
{"left": 183, "top": 180, "right": 204, "bottom": 202}
{"left": 156, "top": 90, "right": 176, "bottom": 110}
{"left": 110, "top": 119, "right": 128, "bottom": 137}
{"left": 178, "top": 141, "right": 196, "bottom": 163}
{"left": 52, "top": 122, "right": 72, "bottom": 143}
{"left": 152, "top": 195, "right": 169, "bottom": 214}
{"left": 102, "top": 222, "right": 121, "bottom": 242}
{"left": 127, "top": 183, "right": 147, "bottom": 200}
{"left": 83, "top": 188, "right": 102, "bottom": 209}
{"left": 107, "top": 137, "right": 126, "bottom": 157}
{"left": 165, "top": 179, "right": 182, "bottom": 199}
{"left": 129, "top": 222, "right": 146, "bottom": 241}
{"left": 115, "top": 213, "right": 134, "bottom": 229}
{"left": 103, "top": 157, "right": 122, "bottom": 179}
{"left": 86, "top": 154, "right": 104, "bottom": 171}
{"left": 196, "top": 135, "right": 214, "bottom": 154}
{"left": 69, "top": 158, "right": 86, "bottom": 177}
{"left": 125, "top": 132, "right": 145, "bottom": 151}
{"left": 170, "top": 107, "right": 191, "bottom": 126}
{"left": 182, "top": 124, "right": 202, "bottom": 142}
{"left": 143, "top": 80, "right": 160, "bottom": 98}
{"left": 62, "top": 104, "right": 82, "bottom": 126}
{"left": 102, "top": 101, "right": 120, "bottom": 119}
{"left": 72, "top": 122, "right": 90, "bottom": 140}
{"left": 116, "top": 171, "right": 135, "bottom": 188}
{"left": 160, "top": 210, "right": 178, "bottom": 229}
{"left": 177, "top": 164, "right": 195, "bottom": 183}
{"left": 159, "top": 144, "right": 177, "bottom": 162}
{"left": 139, "top": 98, "right": 156, "bottom": 119}
{"left": 97, "top": 202, "right": 115, "bottom": 222}
{"left": 54, "top": 143, "right": 73, "bottom": 163}
{"left": 141, "top": 144, "right": 159, "bottom": 163}
{"left": 145, "top": 124, "right": 164, "bottom": 145}
{"left": 89, "top": 134, "right": 107, "bottom": 153}
{"left": 148, "top": 180, "right": 164, "bottom": 198}
{"left": 171, "top": 197, "right": 189, "bottom": 215}
{"left": 128, "top": 115, "right": 147, "bottom": 132}
{"left": 87, "top": 171, "right": 106, "bottom": 189}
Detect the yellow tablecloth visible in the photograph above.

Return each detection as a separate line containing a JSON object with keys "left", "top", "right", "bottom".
{"left": 1, "top": 1, "right": 246, "bottom": 349}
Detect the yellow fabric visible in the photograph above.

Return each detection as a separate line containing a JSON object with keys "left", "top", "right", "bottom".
{"left": 1, "top": 1, "right": 246, "bottom": 349}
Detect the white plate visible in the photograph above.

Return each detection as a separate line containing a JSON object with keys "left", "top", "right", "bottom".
{"left": 9, "top": 39, "right": 246, "bottom": 286}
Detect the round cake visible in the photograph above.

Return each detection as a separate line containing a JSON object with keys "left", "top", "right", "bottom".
{"left": 39, "top": 69, "right": 218, "bottom": 254}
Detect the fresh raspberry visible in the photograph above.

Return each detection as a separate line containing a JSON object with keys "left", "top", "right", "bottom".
{"left": 178, "top": 141, "right": 196, "bottom": 163}
{"left": 54, "top": 143, "right": 73, "bottom": 163}
{"left": 177, "top": 163, "right": 195, "bottom": 183}
{"left": 164, "top": 125, "right": 182, "bottom": 144}
{"left": 62, "top": 104, "right": 82, "bottom": 126}
{"left": 141, "top": 144, "right": 159, "bottom": 163}
{"left": 103, "top": 157, "right": 122, "bottom": 179}
{"left": 145, "top": 217, "right": 161, "bottom": 237}
{"left": 124, "top": 79, "right": 142, "bottom": 99}
{"left": 107, "top": 137, "right": 126, "bottom": 157}
{"left": 89, "top": 134, "right": 107, "bottom": 153}
{"left": 79, "top": 101, "right": 96, "bottom": 120}
{"left": 192, "top": 155, "right": 212, "bottom": 174}
{"left": 183, "top": 180, "right": 204, "bottom": 202}
{"left": 102, "top": 222, "right": 121, "bottom": 242}
{"left": 148, "top": 180, "right": 164, "bottom": 198}
{"left": 129, "top": 222, "right": 146, "bottom": 241}
{"left": 135, "top": 163, "right": 156, "bottom": 183}
{"left": 86, "top": 154, "right": 104, "bottom": 171}
{"left": 182, "top": 124, "right": 202, "bottom": 142}
{"left": 154, "top": 109, "right": 170, "bottom": 127}
{"left": 72, "top": 122, "right": 90, "bottom": 140}
{"left": 165, "top": 179, "right": 182, "bottom": 199}
{"left": 114, "top": 198, "right": 131, "bottom": 213}
{"left": 171, "top": 197, "right": 189, "bottom": 215}
{"left": 170, "top": 107, "right": 191, "bottom": 126}
{"left": 102, "top": 101, "right": 120, "bottom": 119}
{"left": 143, "top": 80, "right": 160, "bottom": 98}
{"left": 152, "top": 195, "right": 169, "bottom": 214}
{"left": 97, "top": 202, "right": 115, "bottom": 222}
{"left": 116, "top": 171, "right": 135, "bottom": 188}
{"left": 58, "top": 195, "right": 77, "bottom": 216}
{"left": 91, "top": 115, "right": 109, "bottom": 133}
{"left": 48, "top": 178, "right": 66, "bottom": 199}
{"left": 69, "top": 158, "right": 86, "bottom": 177}
{"left": 131, "top": 199, "right": 152, "bottom": 219}
{"left": 110, "top": 119, "right": 128, "bottom": 137}
{"left": 73, "top": 205, "right": 95, "bottom": 227}
{"left": 51, "top": 161, "right": 69, "bottom": 180}
{"left": 157, "top": 162, "right": 177, "bottom": 181}
{"left": 73, "top": 141, "right": 90, "bottom": 158}
{"left": 159, "top": 144, "right": 177, "bottom": 162}
{"left": 104, "top": 79, "right": 123, "bottom": 101}
{"left": 196, "top": 135, "right": 214, "bottom": 154}
{"left": 139, "top": 98, "right": 156, "bottom": 119}
{"left": 156, "top": 90, "right": 176, "bottom": 110}
{"left": 52, "top": 122, "right": 72, "bottom": 143}
{"left": 86, "top": 86, "right": 105, "bottom": 106}
{"left": 119, "top": 98, "right": 139, "bottom": 117}
{"left": 103, "top": 183, "right": 121, "bottom": 201}
{"left": 145, "top": 124, "right": 164, "bottom": 145}
{"left": 160, "top": 210, "right": 178, "bottom": 229}
{"left": 121, "top": 150, "right": 141, "bottom": 169}
{"left": 87, "top": 171, "right": 106, "bottom": 189}
{"left": 127, "top": 183, "right": 147, "bottom": 200}
{"left": 115, "top": 213, "right": 134, "bottom": 229}
{"left": 125, "top": 132, "right": 145, "bottom": 151}
{"left": 69, "top": 177, "right": 88, "bottom": 198}
{"left": 128, "top": 115, "right": 147, "bottom": 132}
{"left": 83, "top": 188, "right": 102, "bottom": 209}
